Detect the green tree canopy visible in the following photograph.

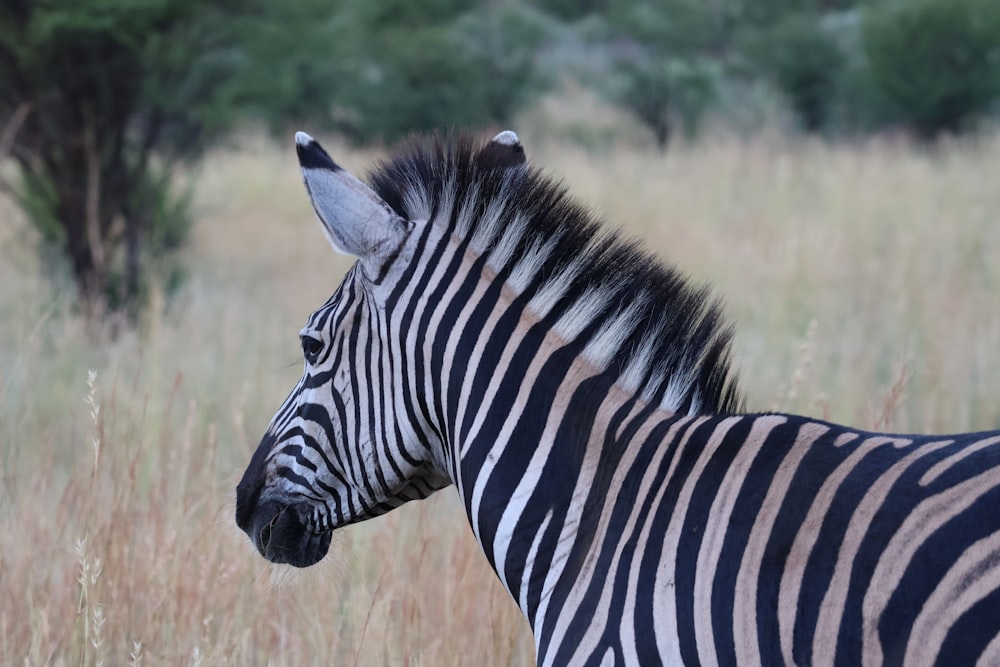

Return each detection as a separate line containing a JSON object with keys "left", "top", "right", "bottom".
{"left": 323, "top": 2, "right": 551, "bottom": 143}
{"left": 862, "top": 0, "right": 1000, "bottom": 139}
{"left": 0, "top": 0, "right": 550, "bottom": 321}
{"left": 0, "top": 0, "right": 352, "bottom": 320}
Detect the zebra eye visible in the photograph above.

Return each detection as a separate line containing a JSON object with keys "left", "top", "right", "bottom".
{"left": 300, "top": 334, "right": 324, "bottom": 364}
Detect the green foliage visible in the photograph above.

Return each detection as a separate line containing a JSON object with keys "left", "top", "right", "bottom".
{"left": 606, "top": 0, "right": 730, "bottom": 55}
{"left": 0, "top": 0, "right": 555, "bottom": 321}
{"left": 581, "top": 1, "right": 725, "bottom": 149}
{"left": 348, "top": 26, "right": 492, "bottom": 142}
{"left": 326, "top": 3, "right": 552, "bottom": 144}
{"left": 862, "top": 0, "right": 1000, "bottom": 139}
{"left": 16, "top": 170, "right": 62, "bottom": 248}
{"left": 558, "top": 0, "right": 1000, "bottom": 141}
{"left": 1, "top": 1, "right": 192, "bottom": 317}
{"left": 764, "top": 15, "right": 845, "bottom": 132}
{"left": 452, "top": 5, "right": 556, "bottom": 125}
{"left": 213, "top": 0, "right": 352, "bottom": 136}
{"left": 4, "top": 0, "right": 998, "bottom": 329}
{"left": 601, "top": 0, "right": 855, "bottom": 58}
{"left": 129, "top": 167, "right": 193, "bottom": 306}
{"left": 617, "top": 56, "right": 719, "bottom": 149}
{"left": 15, "top": 159, "right": 193, "bottom": 320}
{"left": 353, "top": 0, "right": 478, "bottom": 29}
{"left": 531, "top": 0, "right": 608, "bottom": 22}
{"left": 0, "top": 0, "right": 343, "bottom": 321}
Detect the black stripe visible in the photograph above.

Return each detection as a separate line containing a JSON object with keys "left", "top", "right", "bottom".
{"left": 456, "top": 266, "right": 546, "bottom": 448}
{"left": 277, "top": 467, "right": 320, "bottom": 494}
{"left": 401, "top": 226, "right": 457, "bottom": 440}
{"left": 298, "top": 400, "right": 352, "bottom": 480}
{"left": 281, "top": 444, "right": 318, "bottom": 472}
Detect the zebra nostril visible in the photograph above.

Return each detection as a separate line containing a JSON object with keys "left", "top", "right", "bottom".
{"left": 245, "top": 499, "right": 330, "bottom": 567}
{"left": 247, "top": 500, "right": 286, "bottom": 557}
{"left": 258, "top": 515, "right": 273, "bottom": 549}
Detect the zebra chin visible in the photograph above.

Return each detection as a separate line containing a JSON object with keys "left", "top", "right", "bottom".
{"left": 242, "top": 497, "right": 332, "bottom": 568}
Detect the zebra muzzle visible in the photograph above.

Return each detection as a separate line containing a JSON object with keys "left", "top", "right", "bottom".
{"left": 244, "top": 497, "right": 332, "bottom": 568}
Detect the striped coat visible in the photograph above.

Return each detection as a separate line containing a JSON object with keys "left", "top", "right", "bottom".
{"left": 236, "top": 131, "right": 1000, "bottom": 665}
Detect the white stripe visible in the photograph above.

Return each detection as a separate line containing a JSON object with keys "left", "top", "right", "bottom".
{"left": 519, "top": 509, "right": 554, "bottom": 613}
{"left": 919, "top": 435, "right": 1000, "bottom": 486}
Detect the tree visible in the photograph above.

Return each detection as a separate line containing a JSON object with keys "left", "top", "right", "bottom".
{"left": 323, "top": 2, "right": 551, "bottom": 144}
{"left": 764, "top": 14, "right": 845, "bottom": 133}
{"left": 0, "top": 0, "right": 341, "bottom": 320}
{"left": 862, "top": 0, "right": 1000, "bottom": 139}
{"left": 589, "top": 2, "right": 722, "bottom": 150}
{"left": 617, "top": 55, "right": 717, "bottom": 150}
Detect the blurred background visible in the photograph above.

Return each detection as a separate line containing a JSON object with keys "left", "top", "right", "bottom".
{"left": 1, "top": 0, "right": 999, "bottom": 664}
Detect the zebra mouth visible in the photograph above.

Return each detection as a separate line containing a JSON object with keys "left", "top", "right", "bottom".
{"left": 247, "top": 498, "right": 332, "bottom": 567}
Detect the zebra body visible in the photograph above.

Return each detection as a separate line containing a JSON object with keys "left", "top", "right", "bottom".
{"left": 236, "top": 131, "right": 1000, "bottom": 665}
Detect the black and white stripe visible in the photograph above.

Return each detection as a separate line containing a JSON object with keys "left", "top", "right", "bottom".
{"left": 236, "top": 131, "right": 1000, "bottom": 665}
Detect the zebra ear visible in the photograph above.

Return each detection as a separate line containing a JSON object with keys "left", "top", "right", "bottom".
{"left": 295, "top": 131, "right": 406, "bottom": 260}
{"left": 478, "top": 130, "right": 526, "bottom": 169}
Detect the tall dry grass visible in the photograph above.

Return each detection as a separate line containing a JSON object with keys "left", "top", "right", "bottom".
{"left": 1, "top": 131, "right": 999, "bottom": 665}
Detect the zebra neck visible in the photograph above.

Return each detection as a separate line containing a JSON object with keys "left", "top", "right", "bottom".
{"left": 448, "top": 313, "right": 675, "bottom": 626}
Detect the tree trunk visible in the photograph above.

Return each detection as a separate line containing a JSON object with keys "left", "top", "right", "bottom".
{"left": 654, "top": 119, "right": 672, "bottom": 152}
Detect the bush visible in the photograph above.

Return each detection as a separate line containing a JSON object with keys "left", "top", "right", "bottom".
{"left": 764, "top": 14, "right": 845, "bottom": 132}
{"left": 330, "top": 4, "right": 552, "bottom": 144}
{"left": 16, "top": 162, "right": 192, "bottom": 320}
{"left": 0, "top": 0, "right": 343, "bottom": 321}
{"left": 616, "top": 55, "right": 719, "bottom": 150}
{"left": 452, "top": 5, "right": 556, "bottom": 126}
{"left": 862, "top": 0, "right": 1000, "bottom": 139}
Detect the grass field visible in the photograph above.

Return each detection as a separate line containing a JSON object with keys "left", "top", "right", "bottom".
{"left": 1, "top": 130, "right": 999, "bottom": 665}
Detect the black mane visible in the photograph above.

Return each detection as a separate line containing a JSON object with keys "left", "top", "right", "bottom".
{"left": 367, "top": 134, "right": 744, "bottom": 415}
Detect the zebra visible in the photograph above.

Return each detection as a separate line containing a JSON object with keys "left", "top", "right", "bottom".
{"left": 236, "top": 130, "right": 1000, "bottom": 666}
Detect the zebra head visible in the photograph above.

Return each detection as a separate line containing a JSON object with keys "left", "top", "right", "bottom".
{"left": 235, "top": 131, "right": 527, "bottom": 567}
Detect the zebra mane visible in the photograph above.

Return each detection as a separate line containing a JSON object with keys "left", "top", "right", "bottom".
{"left": 368, "top": 134, "right": 744, "bottom": 416}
